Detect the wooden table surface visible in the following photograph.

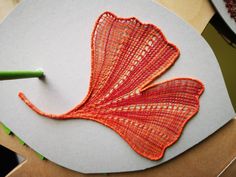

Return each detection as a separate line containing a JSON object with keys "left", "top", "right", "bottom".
{"left": 0, "top": 0, "right": 214, "bottom": 32}
{"left": 3, "top": 1, "right": 234, "bottom": 177}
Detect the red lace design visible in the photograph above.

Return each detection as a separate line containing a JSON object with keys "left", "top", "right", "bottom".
{"left": 19, "top": 12, "right": 204, "bottom": 160}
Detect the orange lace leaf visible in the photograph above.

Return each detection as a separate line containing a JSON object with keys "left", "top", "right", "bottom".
{"left": 18, "top": 12, "right": 204, "bottom": 160}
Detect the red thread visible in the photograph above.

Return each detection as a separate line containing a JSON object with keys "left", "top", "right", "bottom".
{"left": 18, "top": 12, "right": 204, "bottom": 160}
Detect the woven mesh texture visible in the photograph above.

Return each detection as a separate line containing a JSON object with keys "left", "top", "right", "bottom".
{"left": 19, "top": 12, "right": 204, "bottom": 160}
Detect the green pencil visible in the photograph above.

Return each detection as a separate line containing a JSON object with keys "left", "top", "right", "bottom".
{"left": 0, "top": 70, "right": 44, "bottom": 80}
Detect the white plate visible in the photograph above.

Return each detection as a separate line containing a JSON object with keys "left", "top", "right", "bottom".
{"left": 212, "top": 0, "right": 236, "bottom": 34}
{"left": 0, "top": 0, "right": 234, "bottom": 173}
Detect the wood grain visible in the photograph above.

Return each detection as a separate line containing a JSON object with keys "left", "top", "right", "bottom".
{"left": 0, "top": 0, "right": 19, "bottom": 22}
{"left": 0, "top": 0, "right": 215, "bottom": 32}
{"left": 156, "top": 0, "right": 215, "bottom": 33}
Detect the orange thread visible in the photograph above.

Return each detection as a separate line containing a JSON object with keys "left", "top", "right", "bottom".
{"left": 18, "top": 12, "right": 204, "bottom": 160}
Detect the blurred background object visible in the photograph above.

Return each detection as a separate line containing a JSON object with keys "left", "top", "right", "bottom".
{"left": 202, "top": 13, "right": 236, "bottom": 110}
{"left": 0, "top": 145, "right": 18, "bottom": 177}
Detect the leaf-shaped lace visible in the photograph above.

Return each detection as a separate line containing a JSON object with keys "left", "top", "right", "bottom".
{"left": 19, "top": 12, "right": 204, "bottom": 160}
